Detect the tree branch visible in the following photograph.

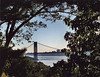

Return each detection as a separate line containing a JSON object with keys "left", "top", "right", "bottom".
{"left": 12, "top": 5, "right": 47, "bottom": 38}
{"left": 6, "top": 21, "right": 10, "bottom": 38}
{"left": 40, "top": 10, "right": 77, "bottom": 16}
{"left": 0, "top": 21, "right": 5, "bottom": 26}
{"left": 9, "top": 20, "right": 16, "bottom": 35}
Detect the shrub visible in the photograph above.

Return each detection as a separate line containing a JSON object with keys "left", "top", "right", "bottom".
{"left": 3, "top": 58, "right": 50, "bottom": 77}
{"left": 47, "top": 60, "right": 72, "bottom": 77}
{"left": 1, "top": 72, "right": 9, "bottom": 77}
{"left": 0, "top": 46, "right": 26, "bottom": 75}
{"left": 0, "top": 47, "right": 50, "bottom": 77}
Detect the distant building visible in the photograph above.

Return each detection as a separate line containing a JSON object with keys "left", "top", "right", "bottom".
{"left": 57, "top": 49, "right": 61, "bottom": 52}
{"left": 52, "top": 51, "right": 56, "bottom": 53}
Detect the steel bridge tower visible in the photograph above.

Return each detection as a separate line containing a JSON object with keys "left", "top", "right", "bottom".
{"left": 34, "top": 42, "right": 38, "bottom": 61}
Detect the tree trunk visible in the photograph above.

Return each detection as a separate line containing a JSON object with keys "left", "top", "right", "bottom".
{"left": 5, "top": 40, "right": 10, "bottom": 47}
{"left": 5, "top": 36, "right": 12, "bottom": 47}
{"left": 0, "top": 47, "right": 10, "bottom": 76}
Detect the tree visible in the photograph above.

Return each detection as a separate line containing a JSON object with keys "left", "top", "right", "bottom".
{"left": 0, "top": 0, "right": 76, "bottom": 47}
{"left": 63, "top": 0, "right": 100, "bottom": 76}
{"left": 47, "top": 60, "right": 72, "bottom": 77}
{"left": 0, "top": 46, "right": 50, "bottom": 77}
{"left": 0, "top": 32, "right": 2, "bottom": 45}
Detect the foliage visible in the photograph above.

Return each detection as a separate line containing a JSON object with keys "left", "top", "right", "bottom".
{"left": 63, "top": 0, "right": 100, "bottom": 77}
{"left": 0, "top": 46, "right": 50, "bottom": 77}
{"left": 1, "top": 72, "right": 9, "bottom": 77}
{"left": 0, "top": 0, "right": 75, "bottom": 47}
{"left": 1, "top": 0, "right": 100, "bottom": 77}
{"left": 3, "top": 58, "right": 50, "bottom": 77}
{"left": 0, "top": 46, "right": 26, "bottom": 75}
{"left": 47, "top": 60, "right": 73, "bottom": 77}
{"left": 1, "top": 72, "right": 14, "bottom": 77}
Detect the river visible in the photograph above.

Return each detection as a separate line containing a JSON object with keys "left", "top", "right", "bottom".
{"left": 25, "top": 54, "right": 68, "bottom": 67}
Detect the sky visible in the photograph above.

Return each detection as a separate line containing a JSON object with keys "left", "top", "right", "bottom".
{"left": 23, "top": 14, "right": 100, "bottom": 53}
{"left": 15, "top": 17, "right": 74, "bottom": 53}
{"left": 1, "top": 17, "right": 74, "bottom": 53}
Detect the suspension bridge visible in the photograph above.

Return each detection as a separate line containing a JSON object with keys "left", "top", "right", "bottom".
{"left": 26, "top": 41, "right": 62, "bottom": 61}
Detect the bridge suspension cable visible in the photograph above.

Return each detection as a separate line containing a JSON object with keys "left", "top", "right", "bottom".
{"left": 26, "top": 43, "right": 33, "bottom": 48}
{"left": 26, "top": 41, "right": 61, "bottom": 50}
{"left": 37, "top": 42, "right": 60, "bottom": 50}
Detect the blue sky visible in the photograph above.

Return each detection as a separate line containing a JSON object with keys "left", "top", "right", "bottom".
{"left": 1, "top": 17, "right": 74, "bottom": 53}
{"left": 16, "top": 17, "right": 74, "bottom": 53}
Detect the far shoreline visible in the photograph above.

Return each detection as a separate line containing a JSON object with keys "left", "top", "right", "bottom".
{"left": 26, "top": 52, "right": 66, "bottom": 56}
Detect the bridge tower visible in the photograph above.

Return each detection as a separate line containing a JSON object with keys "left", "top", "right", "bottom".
{"left": 34, "top": 42, "right": 38, "bottom": 61}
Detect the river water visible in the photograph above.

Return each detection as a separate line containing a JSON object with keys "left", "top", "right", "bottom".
{"left": 25, "top": 54, "right": 68, "bottom": 67}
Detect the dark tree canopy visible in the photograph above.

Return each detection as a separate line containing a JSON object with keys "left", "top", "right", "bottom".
{"left": 63, "top": 0, "right": 100, "bottom": 76}
{"left": 0, "top": 0, "right": 76, "bottom": 47}
{"left": 0, "top": 0, "right": 100, "bottom": 77}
